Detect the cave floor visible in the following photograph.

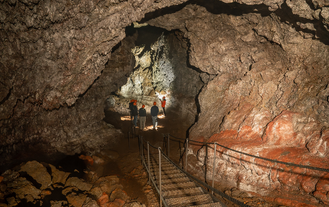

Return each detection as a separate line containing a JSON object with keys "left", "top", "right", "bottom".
{"left": 98, "top": 108, "right": 192, "bottom": 206}
{"left": 100, "top": 109, "right": 280, "bottom": 207}
{"left": 0, "top": 109, "right": 280, "bottom": 207}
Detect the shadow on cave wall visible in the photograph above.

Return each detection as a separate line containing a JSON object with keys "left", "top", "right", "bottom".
{"left": 140, "top": 0, "right": 329, "bottom": 45}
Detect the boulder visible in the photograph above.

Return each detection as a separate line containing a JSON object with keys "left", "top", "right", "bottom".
{"left": 19, "top": 161, "right": 51, "bottom": 190}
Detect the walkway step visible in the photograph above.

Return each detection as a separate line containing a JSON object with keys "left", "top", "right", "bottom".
{"left": 149, "top": 159, "right": 172, "bottom": 163}
{"left": 149, "top": 164, "right": 178, "bottom": 169}
{"left": 149, "top": 161, "right": 173, "bottom": 166}
{"left": 149, "top": 164, "right": 174, "bottom": 170}
{"left": 162, "top": 181, "right": 196, "bottom": 191}
{"left": 151, "top": 172, "right": 186, "bottom": 179}
{"left": 188, "top": 202, "right": 225, "bottom": 207}
{"left": 150, "top": 168, "right": 181, "bottom": 174}
{"left": 160, "top": 176, "right": 191, "bottom": 184}
{"left": 144, "top": 146, "right": 225, "bottom": 207}
{"left": 165, "top": 194, "right": 213, "bottom": 206}
{"left": 162, "top": 187, "right": 204, "bottom": 198}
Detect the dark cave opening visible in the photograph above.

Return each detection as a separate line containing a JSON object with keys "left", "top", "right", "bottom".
{"left": 103, "top": 23, "right": 204, "bottom": 135}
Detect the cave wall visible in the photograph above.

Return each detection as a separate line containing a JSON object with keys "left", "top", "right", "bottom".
{"left": 147, "top": 3, "right": 329, "bottom": 140}
{"left": 146, "top": 2, "right": 329, "bottom": 206}
{"left": 0, "top": 0, "right": 188, "bottom": 163}
{"left": 1, "top": 0, "right": 329, "bottom": 205}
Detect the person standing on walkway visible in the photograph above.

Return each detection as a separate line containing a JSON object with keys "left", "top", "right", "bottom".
{"left": 129, "top": 99, "right": 134, "bottom": 120}
{"left": 131, "top": 102, "right": 138, "bottom": 127}
{"left": 160, "top": 96, "right": 166, "bottom": 116}
{"left": 139, "top": 105, "right": 146, "bottom": 130}
{"left": 151, "top": 101, "right": 159, "bottom": 130}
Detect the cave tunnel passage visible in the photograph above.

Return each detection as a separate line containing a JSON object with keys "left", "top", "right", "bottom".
{"left": 103, "top": 24, "right": 204, "bottom": 136}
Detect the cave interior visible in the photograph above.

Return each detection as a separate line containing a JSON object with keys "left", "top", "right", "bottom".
{"left": 0, "top": 0, "right": 329, "bottom": 206}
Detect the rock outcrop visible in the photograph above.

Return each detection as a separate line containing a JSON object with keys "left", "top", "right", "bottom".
{"left": 146, "top": 1, "right": 329, "bottom": 206}
{"left": 0, "top": 160, "right": 146, "bottom": 207}
{"left": 0, "top": 0, "right": 189, "bottom": 164}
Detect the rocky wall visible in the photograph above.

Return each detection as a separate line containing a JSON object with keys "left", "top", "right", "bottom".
{"left": 0, "top": 0, "right": 188, "bottom": 165}
{"left": 146, "top": 1, "right": 329, "bottom": 206}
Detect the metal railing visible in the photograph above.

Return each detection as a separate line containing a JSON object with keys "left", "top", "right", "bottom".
{"left": 165, "top": 133, "right": 329, "bottom": 173}
{"left": 139, "top": 136, "right": 169, "bottom": 207}
{"left": 139, "top": 135, "right": 249, "bottom": 207}
{"left": 139, "top": 132, "right": 329, "bottom": 207}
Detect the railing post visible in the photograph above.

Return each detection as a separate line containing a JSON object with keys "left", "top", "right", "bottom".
{"left": 141, "top": 136, "right": 144, "bottom": 162}
{"left": 185, "top": 138, "right": 188, "bottom": 172}
{"left": 138, "top": 134, "right": 140, "bottom": 157}
{"left": 212, "top": 142, "right": 217, "bottom": 195}
{"left": 167, "top": 133, "right": 170, "bottom": 157}
{"left": 147, "top": 142, "right": 150, "bottom": 184}
{"left": 158, "top": 147, "right": 162, "bottom": 207}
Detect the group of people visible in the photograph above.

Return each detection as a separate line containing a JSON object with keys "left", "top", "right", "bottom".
{"left": 129, "top": 97, "right": 166, "bottom": 131}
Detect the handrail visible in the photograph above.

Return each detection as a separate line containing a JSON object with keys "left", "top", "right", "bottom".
{"left": 140, "top": 137, "right": 169, "bottom": 207}
{"left": 140, "top": 133, "right": 329, "bottom": 207}
{"left": 167, "top": 134, "right": 329, "bottom": 173}
{"left": 140, "top": 136, "right": 244, "bottom": 207}
{"left": 160, "top": 147, "right": 249, "bottom": 207}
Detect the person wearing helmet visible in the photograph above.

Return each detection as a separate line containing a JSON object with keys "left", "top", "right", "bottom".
{"left": 139, "top": 105, "right": 146, "bottom": 130}
{"left": 160, "top": 96, "right": 166, "bottom": 116}
{"left": 132, "top": 102, "right": 138, "bottom": 127}
{"left": 151, "top": 101, "right": 159, "bottom": 130}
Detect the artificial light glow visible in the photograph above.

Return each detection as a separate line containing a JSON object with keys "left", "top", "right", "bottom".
{"left": 133, "top": 22, "right": 148, "bottom": 28}
{"left": 143, "top": 125, "right": 164, "bottom": 131}
{"left": 121, "top": 115, "right": 165, "bottom": 121}
{"left": 121, "top": 116, "right": 132, "bottom": 121}
{"left": 155, "top": 91, "right": 170, "bottom": 100}
{"left": 158, "top": 114, "right": 165, "bottom": 119}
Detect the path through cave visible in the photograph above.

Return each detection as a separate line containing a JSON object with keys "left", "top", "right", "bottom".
{"left": 96, "top": 108, "right": 280, "bottom": 207}
{"left": 101, "top": 105, "right": 194, "bottom": 206}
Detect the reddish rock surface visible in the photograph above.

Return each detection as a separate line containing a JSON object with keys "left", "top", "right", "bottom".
{"left": 190, "top": 110, "right": 329, "bottom": 206}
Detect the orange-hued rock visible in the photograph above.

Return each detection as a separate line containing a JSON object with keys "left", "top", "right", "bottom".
{"left": 192, "top": 114, "right": 329, "bottom": 206}
{"left": 107, "top": 199, "right": 125, "bottom": 207}
{"left": 237, "top": 125, "right": 262, "bottom": 141}
{"left": 109, "top": 188, "right": 129, "bottom": 202}
{"left": 315, "top": 173, "right": 329, "bottom": 192}
{"left": 40, "top": 190, "right": 52, "bottom": 198}
{"left": 262, "top": 111, "right": 299, "bottom": 145}
{"left": 274, "top": 197, "right": 319, "bottom": 207}
{"left": 79, "top": 155, "right": 94, "bottom": 165}
{"left": 306, "top": 129, "right": 329, "bottom": 157}
{"left": 97, "top": 192, "right": 109, "bottom": 207}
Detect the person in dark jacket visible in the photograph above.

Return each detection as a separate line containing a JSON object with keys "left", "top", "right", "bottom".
{"left": 150, "top": 101, "right": 159, "bottom": 130}
{"left": 131, "top": 102, "right": 138, "bottom": 127}
{"left": 139, "top": 105, "right": 146, "bottom": 130}
{"left": 129, "top": 99, "right": 134, "bottom": 120}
